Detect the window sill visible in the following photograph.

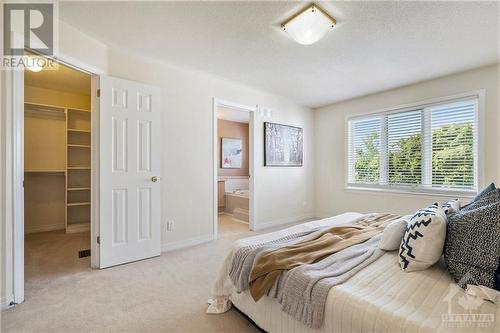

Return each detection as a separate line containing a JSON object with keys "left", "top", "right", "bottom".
{"left": 344, "top": 186, "right": 476, "bottom": 199}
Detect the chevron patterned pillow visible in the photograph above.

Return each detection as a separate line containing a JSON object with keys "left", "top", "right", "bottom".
{"left": 399, "top": 203, "right": 447, "bottom": 272}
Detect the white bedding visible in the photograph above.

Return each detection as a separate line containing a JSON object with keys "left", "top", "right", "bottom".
{"left": 211, "top": 212, "right": 500, "bottom": 332}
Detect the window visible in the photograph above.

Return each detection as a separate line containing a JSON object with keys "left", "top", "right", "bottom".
{"left": 347, "top": 96, "right": 478, "bottom": 194}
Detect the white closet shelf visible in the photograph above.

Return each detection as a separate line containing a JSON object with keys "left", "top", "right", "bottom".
{"left": 25, "top": 101, "right": 92, "bottom": 235}
{"left": 68, "top": 144, "right": 91, "bottom": 148}
{"left": 67, "top": 128, "right": 91, "bottom": 133}
{"left": 67, "top": 187, "right": 90, "bottom": 191}
{"left": 67, "top": 166, "right": 91, "bottom": 170}
{"left": 68, "top": 108, "right": 90, "bottom": 113}
{"left": 25, "top": 102, "right": 66, "bottom": 114}
{"left": 67, "top": 202, "right": 91, "bottom": 207}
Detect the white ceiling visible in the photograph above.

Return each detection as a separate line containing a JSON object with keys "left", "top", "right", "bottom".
{"left": 60, "top": 1, "right": 499, "bottom": 108}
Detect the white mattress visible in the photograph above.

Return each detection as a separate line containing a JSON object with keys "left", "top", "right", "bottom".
{"left": 215, "top": 213, "right": 500, "bottom": 333}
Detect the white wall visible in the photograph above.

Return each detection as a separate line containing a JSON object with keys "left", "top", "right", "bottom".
{"left": 60, "top": 21, "right": 315, "bottom": 241}
{"left": 106, "top": 47, "right": 315, "bottom": 243}
{"left": 314, "top": 64, "right": 500, "bottom": 217}
{"left": 24, "top": 85, "right": 91, "bottom": 110}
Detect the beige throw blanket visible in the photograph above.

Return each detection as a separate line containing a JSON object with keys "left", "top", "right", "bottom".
{"left": 249, "top": 213, "right": 401, "bottom": 301}
{"left": 277, "top": 234, "right": 385, "bottom": 328}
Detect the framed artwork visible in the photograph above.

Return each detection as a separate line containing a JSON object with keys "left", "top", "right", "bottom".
{"left": 221, "top": 138, "right": 243, "bottom": 169}
{"left": 264, "top": 122, "right": 303, "bottom": 167}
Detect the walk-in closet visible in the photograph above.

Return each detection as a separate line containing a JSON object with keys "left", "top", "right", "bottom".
{"left": 24, "top": 57, "right": 93, "bottom": 278}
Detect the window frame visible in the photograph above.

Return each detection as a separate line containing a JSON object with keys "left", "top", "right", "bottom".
{"left": 345, "top": 90, "right": 485, "bottom": 198}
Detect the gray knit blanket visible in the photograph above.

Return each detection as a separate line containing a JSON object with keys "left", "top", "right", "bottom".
{"left": 228, "top": 227, "right": 384, "bottom": 329}
{"left": 277, "top": 234, "right": 384, "bottom": 328}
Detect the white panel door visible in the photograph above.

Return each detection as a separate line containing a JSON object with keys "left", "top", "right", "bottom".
{"left": 99, "top": 76, "right": 161, "bottom": 268}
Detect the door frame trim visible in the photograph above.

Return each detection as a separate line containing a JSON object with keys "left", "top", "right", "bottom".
{"left": 4, "top": 52, "right": 102, "bottom": 308}
{"left": 90, "top": 75, "right": 100, "bottom": 269}
{"left": 2, "top": 65, "right": 24, "bottom": 308}
{"left": 212, "top": 98, "right": 257, "bottom": 239}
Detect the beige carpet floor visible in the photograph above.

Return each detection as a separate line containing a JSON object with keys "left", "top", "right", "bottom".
{"left": 0, "top": 215, "right": 288, "bottom": 332}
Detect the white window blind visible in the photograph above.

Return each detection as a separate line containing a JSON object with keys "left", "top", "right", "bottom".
{"left": 348, "top": 96, "right": 478, "bottom": 194}
{"left": 387, "top": 110, "right": 422, "bottom": 185}
{"left": 348, "top": 117, "right": 381, "bottom": 184}
{"left": 428, "top": 100, "right": 477, "bottom": 190}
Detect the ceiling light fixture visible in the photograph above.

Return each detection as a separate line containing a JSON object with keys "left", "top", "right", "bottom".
{"left": 281, "top": 3, "right": 336, "bottom": 45}
{"left": 24, "top": 56, "right": 44, "bottom": 72}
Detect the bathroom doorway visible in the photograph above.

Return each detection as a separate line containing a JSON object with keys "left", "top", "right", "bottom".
{"left": 212, "top": 99, "right": 256, "bottom": 238}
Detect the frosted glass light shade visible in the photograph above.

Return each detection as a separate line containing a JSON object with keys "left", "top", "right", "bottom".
{"left": 24, "top": 56, "right": 44, "bottom": 72}
{"left": 282, "top": 4, "right": 336, "bottom": 45}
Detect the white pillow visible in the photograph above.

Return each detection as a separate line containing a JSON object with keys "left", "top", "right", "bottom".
{"left": 442, "top": 199, "right": 460, "bottom": 216}
{"left": 379, "top": 217, "right": 408, "bottom": 251}
{"left": 399, "top": 203, "right": 447, "bottom": 272}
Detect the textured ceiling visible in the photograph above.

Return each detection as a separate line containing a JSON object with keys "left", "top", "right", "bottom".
{"left": 60, "top": 1, "right": 500, "bottom": 108}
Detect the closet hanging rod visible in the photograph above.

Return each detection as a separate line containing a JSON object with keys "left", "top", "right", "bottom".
{"left": 25, "top": 170, "right": 65, "bottom": 175}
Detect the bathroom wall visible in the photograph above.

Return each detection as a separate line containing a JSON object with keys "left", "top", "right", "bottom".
{"left": 218, "top": 119, "right": 249, "bottom": 177}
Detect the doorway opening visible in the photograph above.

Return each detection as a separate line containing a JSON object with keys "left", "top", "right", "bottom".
{"left": 23, "top": 53, "right": 93, "bottom": 284}
{"left": 213, "top": 99, "right": 256, "bottom": 238}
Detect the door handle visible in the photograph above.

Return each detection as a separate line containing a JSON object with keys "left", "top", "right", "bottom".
{"left": 151, "top": 176, "right": 160, "bottom": 182}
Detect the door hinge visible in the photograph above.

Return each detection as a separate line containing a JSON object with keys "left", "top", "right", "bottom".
{"left": 97, "top": 236, "right": 100, "bottom": 244}
{"left": 97, "top": 89, "right": 101, "bottom": 97}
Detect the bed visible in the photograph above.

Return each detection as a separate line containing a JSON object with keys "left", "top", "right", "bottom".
{"left": 210, "top": 212, "right": 500, "bottom": 332}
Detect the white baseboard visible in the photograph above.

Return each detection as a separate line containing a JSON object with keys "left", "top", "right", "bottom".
{"left": 66, "top": 223, "right": 90, "bottom": 234}
{"left": 253, "top": 213, "right": 316, "bottom": 231}
{"left": 24, "top": 223, "right": 65, "bottom": 234}
{"left": 161, "top": 234, "right": 213, "bottom": 253}
{"left": 1, "top": 294, "right": 14, "bottom": 310}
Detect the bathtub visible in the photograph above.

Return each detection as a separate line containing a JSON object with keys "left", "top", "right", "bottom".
{"left": 225, "top": 190, "right": 249, "bottom": 222}
{"left": 226, "top": 189, "right": 249, "bottom": 198}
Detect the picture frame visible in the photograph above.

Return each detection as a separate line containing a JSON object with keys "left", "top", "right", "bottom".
{"left": 264, "top": 122, "right": 303, "bottom": 167}
{"left": 221, "top": 137, "right": 243, "bottom": 169}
